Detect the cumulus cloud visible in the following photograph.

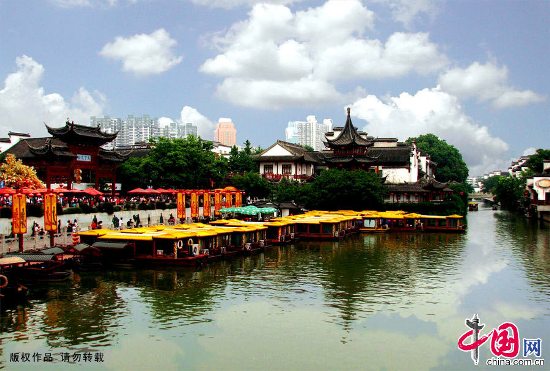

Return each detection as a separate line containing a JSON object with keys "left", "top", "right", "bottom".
{"left": 190, "top": 0, "right": 303, "bottom": 8}
{"left": 50, "top": 0, "right": 127, "bottom": 7}
{"left": 380, "top": 0, "right": 439, "bottom": 28}
{"left": 350, "top": 87, "right": 509, "bottom": 175}
{"left": 100, "top": 29, "right": 183, "bottom": 76}
{"left": 438, "top": 62, "right": 545, "bottom": 108}
{"left": 200, "top": 0, "right": 447, "bottom": 109}
{"left": 179, "top": 106, "right": 214, "bottom": 139}
{"left": 0, "top": 55, "right": 105, "bottom": 136}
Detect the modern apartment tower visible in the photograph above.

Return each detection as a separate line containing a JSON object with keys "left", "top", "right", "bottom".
{"left": 285, "top": 115, "right": 332, "bottom": 151}
{"left": 92, "top": 115, "right": 197, "bottom": 148}
{"left": 214, "top": 118, "right": 237, "bottom": 147}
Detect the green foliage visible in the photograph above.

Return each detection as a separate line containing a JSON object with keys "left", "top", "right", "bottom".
{"left": 481, "top": 175, "right": 503, "bottom": 193}
{"left": 27, "top": 203, "right": 44, "bottom": 217}
{"left": 0, "top": 207, "right": 12, "bottom": 218}
{"left": 303, "top": 145, "right": 314, "bottom": 152}
{"left": 407, "top": 134, "right": 469, "bottom": 183}
{"left": 272, "top": 178, "right": 311, "bottom": 205}
{"left": 307, "top": 169, "right": 386, "bottom": 210}
{"left": 493, "top": 175, "right": 527, "bottom": 211}
{"left": 228, "top": 140, "right": 258, "bottom": 173}
{"left": 61, "top": 207, "right": 83, "bottom": 215}
{"left": 118, "top": 136, "right": 228, "bottom": 190}
{"left": 230, "top": 172, "right": 271, "bottom": 199}
{"left": 525, "top": 149, "right": 550, "bottom": 173}
{"left": 447, "top": 182, "right": 470, "bottom": 214}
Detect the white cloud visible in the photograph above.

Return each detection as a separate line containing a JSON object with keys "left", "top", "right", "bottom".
{"left": 50, "top": 0, "right": 126, "bottom": 7}
{"left": 100, "top": 29, "right": 183, "bottom": 76}
{"left": 0, "top": 55, "right": 105, "bottom": 136}
{"left": 216, "top": 77, "right": 342, "bottom": 109}
{"left": 350, "top": 87, "right": 509, "bottom": 175}
{"left": 438, "top": 61, "right": 545, "bottom": 108}
{"left": 179, "top": 106, "right": 214, "bottom": 139}
{"left": 200, "top": 0, "right": 447, "bottom": 109}
{"left": 381, "top": 0, "right": 439, "bottom": 28}
{"left": 522, "top": 147, "right": 537, "bottom": 156}
{"left": 190, "top": 0, "right": 303, "bottom": 8}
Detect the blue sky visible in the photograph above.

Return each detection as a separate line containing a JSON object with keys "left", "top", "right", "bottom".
{"left": 0, "top": 0, "right": 548, "bottom": 176}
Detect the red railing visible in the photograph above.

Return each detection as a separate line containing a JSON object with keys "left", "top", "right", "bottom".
{"left": 262, "top": 173, "right": 312, "bottom": 181}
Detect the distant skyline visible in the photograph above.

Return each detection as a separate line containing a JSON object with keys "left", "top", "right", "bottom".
{"left": 1, "top": 0, "right": 548, "bottom": 175}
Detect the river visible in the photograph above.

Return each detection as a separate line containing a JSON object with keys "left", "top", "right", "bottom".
{"left": 1, "top": 208, "right": 549, "bottom": 370}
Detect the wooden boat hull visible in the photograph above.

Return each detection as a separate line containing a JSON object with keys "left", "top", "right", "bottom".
{"left": 134, "top": 255, "right": 208, "bottom": 267}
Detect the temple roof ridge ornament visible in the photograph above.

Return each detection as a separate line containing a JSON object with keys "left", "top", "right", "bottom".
{"left": 45, "top": 119, "right": 118, "bottom": 146}
{"left": 325, "top": 107, "right": 372, "bottom": 147}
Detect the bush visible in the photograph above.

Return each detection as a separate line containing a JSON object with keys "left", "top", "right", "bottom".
{"left": 97, "top": 202, "right": 115, "bottom": 215}
{"left": 27, "top": 203, "right": 44, "bottom": 217}
{"left": 0, "top": 207, "right": 12, "bottom": 218}
{"left": 113, "top": 206, "right": 122, "bottom": 212}
{"left": 78, "top": 202, "right": 97, "bottom": 214}
{"left": 62, "top": 207, "right": 83, "bottom": 215}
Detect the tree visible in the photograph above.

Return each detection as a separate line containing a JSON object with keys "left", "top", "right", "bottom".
{"left": 272, "top": 178, "right": 311, "bottom": 205}
{"left": 307, "top": 169, "right": 386, "bottom": 210}
{"left": 303, "top": 145, "right": 314, "bottom": 152}
{"left": 0, "top": 154, "right": 45, "bottom": 189}
{"left": 526, "top": 149, "right": 550, "bottom": 173}
{"left": 406, "top": 134, "right": 468, "bottom": 183}
{"left": 230, "top": 172, "right": 271, "bottom": 199}
{"left": 118, "top": 136, "right": 228, "bottom": 190}
{"left": 493, "top": 175, "right": 527, "bottom": 211}
{"left": 481, "top": 175, "right": 503, "bottom": 193}
{"left": 228, "top": 140, "right": 258, "bottom": 174}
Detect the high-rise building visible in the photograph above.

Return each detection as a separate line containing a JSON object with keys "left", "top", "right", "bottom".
{"left": 92, "top": 115, "right": 198, "bottom": 148}
{"left": 214, "top": 118, "right": 237, "bottom": 147}
{"left": 285, "top": 115, "right": 332, "bottom": 151}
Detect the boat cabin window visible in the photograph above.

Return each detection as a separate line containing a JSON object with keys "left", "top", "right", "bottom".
{"left": 322, "top": 224, "right": 333, "bottom": 234}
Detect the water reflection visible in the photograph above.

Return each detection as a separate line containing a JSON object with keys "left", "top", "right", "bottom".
{"left": 494, "top": 211, "right": 550, "bottom": 297}
{"left": 1, "top": 212, "right": 550, "bottom": 370}
{"left": 317, "top": 233, "right": 465, "bottom": 331}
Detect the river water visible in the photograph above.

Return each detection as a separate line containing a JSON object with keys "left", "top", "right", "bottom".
{"left": 1, "top": 208, "right": 549, "bottom": 370}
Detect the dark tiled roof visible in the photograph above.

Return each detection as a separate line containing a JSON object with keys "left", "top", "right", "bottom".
{"left": 5, "top": 137, "right": 128, "bottom": 163}
{"left": 46, "top": 121, "right": 117, "bottom": 145}
{"left": 257, "top": 140, "right": 322, "bottom": 163}
{"left": 325, "top": 108, "right": 372, "bottom": 147}
{"left": 0, "top": 138, "right": 11, "bottom": 143}
{"left": 6, "top": 138, "right": 75, "bottom": 159}
{"left": 386, "top": 183, "right": 429, "bottom": 193}
{"left": 8, "top": 131, "right": 31, "bottom": 137}
{"left": 367, "top": 146, "right": 412, "bottom": 165}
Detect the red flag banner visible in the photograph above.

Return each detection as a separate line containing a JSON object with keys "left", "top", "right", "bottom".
{"left": 214, "top": 191, "right": 222, "bottom": 216}
{"left": 12, "top": 193, "right": 27, "bottom": 234}
{"left": 177, "top": 192, "right": 186, "bottom": 219}
{"left": 226, "top": 192, "right": 233, "bottom": 208}
{"left": 235, "top": 192, "right": 242, "bottom": 207}
{"left": 191, "top": 192, "right": 198, "bottom": 218}
{"left": 203, "top": 191, "right": 211, "bottom": 217}
{"left": 44, "top": 193, "right": 57, "bottom": 232}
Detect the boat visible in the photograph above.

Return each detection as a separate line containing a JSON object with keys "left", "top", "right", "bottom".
{"left": 0, "top": 257, "right": 29, "bottom": 306}
{"left": 417, "top": 214, "right": 466, "bottom": 233}
{"left": 468, "top": 202, "right": 479, "bottom": 211}
{"left": 1, "top": 254, "right": 71, "bottom": 283}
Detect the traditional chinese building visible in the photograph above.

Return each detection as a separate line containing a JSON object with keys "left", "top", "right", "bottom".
{"left": 257, "top": 140, "right": 324, "bottom": 182}
{"left": 5, "top": 120, "right": 128, "bottom": 193}
{"left": 257, "top": 108, "right": 450, "bottom": 203}
{"left": 323, "top": 107, "right": 376, "bottom": 170}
